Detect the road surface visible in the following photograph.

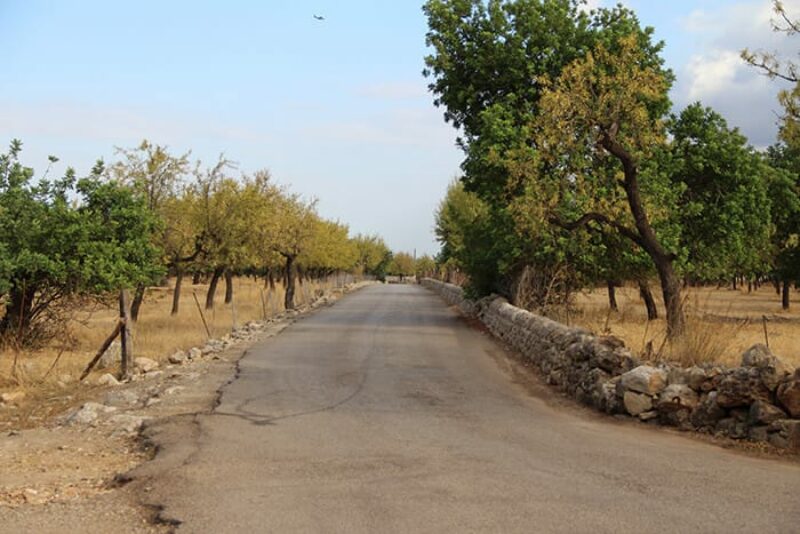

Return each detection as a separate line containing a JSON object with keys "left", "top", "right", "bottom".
{"left": 144, "top": 284, "right": 800, "bottom": 533}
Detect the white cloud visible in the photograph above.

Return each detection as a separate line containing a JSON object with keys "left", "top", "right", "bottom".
{"left": 674, "top": 0, "right": 798, "bottom": 146}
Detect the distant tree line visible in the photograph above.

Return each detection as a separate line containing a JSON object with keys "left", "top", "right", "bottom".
{"left": 0, "top": 139, "right": 392, "bottom": 347}
{"left": 426, "top": 0, "right": 800, "bottom": 338}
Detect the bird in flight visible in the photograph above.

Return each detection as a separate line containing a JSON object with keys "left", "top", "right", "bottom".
{"left": 313, "top": 14, "right": 325, "bottom": 21}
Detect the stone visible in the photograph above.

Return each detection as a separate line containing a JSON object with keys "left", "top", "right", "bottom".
{"left": 104, "top": 389, "right": 140, "bottom": 408}
{"left": 134, "top": 357, "right": 159, "bottom": 373}
{"left": 715, "top": 417, "right": 749, "bottom": 439}
{"left": 690, "top": 392, "right": 726, "bottom": 429}
{"left": 748, "top": 426, "right": 769, "bottom": 442}
{"left": 97, "top": 340, "right": 120, "bottom": 369}
{"left": 0, "top": 391, "right": 26, "bottom": 405}
{"left": 188, "top": 347, "right": 202, "bottom": 360}
{"left": 657, "top": 384, "right": 699, "bottom": 412}
{"left": 715, "top": 368, "right": 771, "bottom": 408}
{"left": 768, "top": 419, "right": 800, "bottom": 450}
{"left": 748, "top": 400, "right": 787, "bottom": 425}
{"left": 776, "top": 370, "right": 800, "bottom": 418}
{"left": 623, "top": 391, "right": 653, "bottom": 416}
{"left": 168, "top": 351, "right": 187, "bottom": 365}
{"left": 108, "top": 414, "right": 147, "bottom": 434}
{"left": 687, "top": 366, "right": 707, "bottom": 392}
{"left": 618, "top": 366, "right": 667, "bottom": 395}
{"left": 96, "top": 373, "right": 120, "bottom": 387}
{"left": 639, "top": 410, "right": 659, "bottom": 422}
{"left": 740, "top": 344, "right": 774, "bottom": 367}
{"left": 67, "top": 402, "right": 116, "bottom": 426}
{"left": 164, "top": 386, "right": 184, "bottom": 396}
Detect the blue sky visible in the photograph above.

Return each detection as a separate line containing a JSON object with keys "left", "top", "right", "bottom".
{"left": 1, "top": 1, "right": 796, "bottom": 255}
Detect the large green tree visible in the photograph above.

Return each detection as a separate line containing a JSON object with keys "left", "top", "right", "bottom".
{"left": 0, "top": 141, "right": 163, "bottom": 345}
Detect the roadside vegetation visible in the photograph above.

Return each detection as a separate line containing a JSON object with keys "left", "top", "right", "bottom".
{"left": 426, "top": 0, "right": 800, "bottom": 366}
{"left": 0, "top": 139, "right": 397, "bottom": 391}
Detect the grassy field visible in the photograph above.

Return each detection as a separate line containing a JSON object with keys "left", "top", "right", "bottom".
{"left": 0, "top": 276, "right": 344, "bottom": 390}
{"left": 559, "top": 284, "right": 800, "bottom": 369}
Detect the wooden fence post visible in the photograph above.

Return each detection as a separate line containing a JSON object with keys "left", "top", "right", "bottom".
{"left": 119, "top": 289, "right": 133, "bottom": 380}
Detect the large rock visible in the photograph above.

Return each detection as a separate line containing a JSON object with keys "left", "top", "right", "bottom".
{"left": 623, "top": 391, "right": 653, "bottom": 416}
{"left": 749, "top": 400, "right": 787, "bottom": 425}
{"left": 168, "top": 351, "right": 187, "bottom": 365}
{"left": 96, "top": 373, "right": 120, "bottom": 387}
{"left": 776, "top": 370, "right": 800, "bottom": 418}
{"left": 741, "top": 344, "right": 790, "bottom": 392}
{"left": 741, "top": 344, "right": 774, "bottom": 367}
{"left": 657, "top": 384, "right": 699, "bottom": 412}
{"left": 134, "top": 357, "right": 159, "bottom": 373}
{"left": 690, "top": 392, "right": 726, "bottom": 429}
{"left": 686, "top": 366, "right": 708, "bottom": 392}
{"left": 67, "top": 402, "right": 116, "bottom": 426}
{"left": 619, "top": 366, "right": 667, "bottom": 395}
{"left": 97, "top": 341, "right": 120, "bottom": 369}
{"left": 768, "top": 419, "right": 800, "bottom": 450}
{"left": 715, "top": 368, "right": 771, "bottom": 408}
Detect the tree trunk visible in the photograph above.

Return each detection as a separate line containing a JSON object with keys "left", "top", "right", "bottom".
{"left": 284, "top": 255, "right": 296, "bottom": 310}
{"left": 192, "top": 272, "right": 201, "bottom": 285}
{"left": 606, "top": 280, "right": 618, "bottom": 312}
{"left": 602, "top": 135, "right": 684, "bottom": 337}
{"left": 774, "top": 278, "right": 781, "bottom": 295}
{"left": 224, "top": 270, "right": 234, "bottom": 304}
{"left": 783, "top": 279, "right": 791, "bottom": 311}
{"left": 0, "top": 284, "right": 34, "bottom": 343}
{"left": 130, "top": 284, "right": 146, "bottom": 322}
{"left": 655, "top": 259, "right": 684, "bottom": 336}
{"left": 171, "top": 270, "right": 184, "bottom": 316}
{"left": 205, "top": 267, "right": 224, "bottom": 310}
{"left": 733, "top": 277, "right": 737, "bottom": 290}
{"left": 638, "top": 280, "right": 658, "bottom": 321}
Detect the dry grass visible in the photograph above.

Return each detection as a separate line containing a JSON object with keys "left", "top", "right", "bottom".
{"left": 0, "top": 275, "right": 342, "bottom": 391}
{"left": 558, "top": 285, "right": 800, "bottom": 369}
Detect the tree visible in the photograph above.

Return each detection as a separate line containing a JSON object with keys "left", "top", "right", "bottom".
{"left": 110, "top": 140, "right": 190, "bottom": 320}
{"left": 268, "top": 195, "right": 317, "bottom": 310}
{"left": 530, "top": 34, "right": 686, "bottom": 335}
{"left": 0, "top": 141, "right": 163, "bottom": 346}
{"left": 664, "top": 104, "right": 773, "bottom": 283}
{"left": 387, "top": 252, "right": 416, "bottom": 278}
{"left": 352, "top": 234, "right": 392, "bottom": 278}
{"left": 415, "top": 255, "right": 437, "bottom": 279}
{"left": 766, "top": 144, "right": 800, "bottom": 309}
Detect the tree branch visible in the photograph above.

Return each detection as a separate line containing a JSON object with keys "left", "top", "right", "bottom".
{"left": 549, "top": 213, "right": 645, "bottom": 249}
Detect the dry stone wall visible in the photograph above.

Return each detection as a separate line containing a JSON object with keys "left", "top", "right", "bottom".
{"left": 422, "top": 279, "right": 800, "bottom": 451}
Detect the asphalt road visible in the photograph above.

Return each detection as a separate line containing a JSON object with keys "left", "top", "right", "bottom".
{"left": 145, "top": 284, "right": 800, "bottom": 533}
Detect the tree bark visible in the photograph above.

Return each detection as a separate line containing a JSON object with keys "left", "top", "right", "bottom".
{"left": 284, "top": 255, "right": 296, "bottom": 310}
{"left": 601, "top": 134, "right": 684, "bottom": 337}
{"left": 0, "top": 284, "right": 34, "bottom": 342}
{"left": 171, "top": 270, "right": 184, "bottom": 316}
{"left": 224, "top": 269, "right": 234, "bottom": 304}
{"left": 130, "top": 284, "right": 146, "bottom": 322}
{"left": 638, "top": 280, "right": 658, "bottom": 321}
{"left": 205, "top": 267, "right": 224, "bottom": 310}
{"left": 783, "top": 279, "right": 791, "bottom": 311}
{"left": 192, "top": 272, "right": 201, "bottom": 285}
{"left": 606, "top": 280, "right": 618, "bottom": 312}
